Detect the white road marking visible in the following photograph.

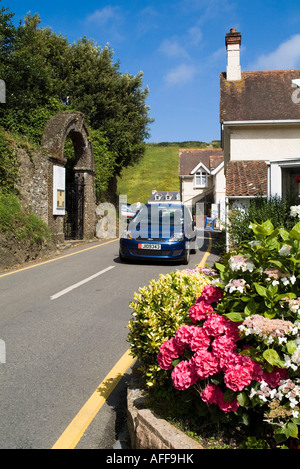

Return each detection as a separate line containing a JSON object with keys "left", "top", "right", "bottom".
{"left": 50, "top": 266, "right": 115, "bottom": 300}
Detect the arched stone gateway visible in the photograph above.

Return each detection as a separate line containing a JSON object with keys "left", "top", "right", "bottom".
{"left": 41, "top": 111, "right": 96, "bottom": 242}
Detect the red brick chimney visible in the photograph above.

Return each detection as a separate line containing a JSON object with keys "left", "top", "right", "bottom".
{"left": 225, "top": 28, "right": 242, "bottom": 81}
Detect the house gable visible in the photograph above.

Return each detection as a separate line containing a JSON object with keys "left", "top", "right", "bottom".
{"left": 190, "top": 161, "right": 210, "bottom": 175}
{"left": 179, "top": 149, "right": 224, "bottom": 176}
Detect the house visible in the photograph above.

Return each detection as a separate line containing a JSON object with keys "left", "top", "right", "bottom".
{"left": 179, "top": 148, "right": 226, "bottom": 226}
{"left": 148, "top": 189, "right": 181, "bottom": 203}
{"left": 220, "top": 28, "right": 300, "bottom": 211}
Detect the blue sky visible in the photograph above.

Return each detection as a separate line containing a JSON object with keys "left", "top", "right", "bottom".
{"left": 7, "top": 0, "right": 300, "bottom": 142}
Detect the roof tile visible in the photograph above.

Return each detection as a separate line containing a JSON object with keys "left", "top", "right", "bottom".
{"left": 220, "top": 70, "right": 300, "bottom": 122}
{"left": 226, "top": 160, "right": 268, "bottom": 197}
{"left": 179, "top": 149, "right": 224, "bottom": 176}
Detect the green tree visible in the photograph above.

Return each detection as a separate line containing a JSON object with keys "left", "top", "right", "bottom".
{"left": 0, "top": 5, "right": 153, "bottom": 198}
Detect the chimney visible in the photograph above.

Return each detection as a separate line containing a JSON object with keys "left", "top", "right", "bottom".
{"left": 225, "top": 28, "right": 241, "bottom": 81}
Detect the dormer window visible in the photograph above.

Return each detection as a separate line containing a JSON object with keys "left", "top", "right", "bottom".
{"left": 194, "top": 170, "right": 208, "bottom": 188}
{"left": 155, "top": 194, "right": 161, "bottom": 201}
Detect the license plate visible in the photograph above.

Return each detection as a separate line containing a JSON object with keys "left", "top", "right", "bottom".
{"left": 138, "top": 243, "right": 161, "bottom": 250}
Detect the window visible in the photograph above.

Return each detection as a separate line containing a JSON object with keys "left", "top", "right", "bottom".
{"left": 194, "top": 170, "right": 208, "bottom": 188}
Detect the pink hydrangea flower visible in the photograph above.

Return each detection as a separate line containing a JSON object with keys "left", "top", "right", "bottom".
{"left": 262, "top": 367, "right": 289, "bottom": 388}
{"left": 252, "top": 362, "right": 264, "bottom": 382}
{"left": 191, "top": 349, "right": 220, "bottom": 379}
{"left": 200, "top": 383, "right": 223, "bottom": 406}
{"left": 201, "top": 384, "right": 239, "bottom": 413}
{"left": 190, "top": 327, "right": 211, "bottom": 352}
{"left": 218, "top": 395, "right": 239, "bottom": 413}
{"left": 224, "top": 356, "right": 256, "bottom": 392}
{"left": 198, "top": 284, "right": 224, "bottom": 304}
{"left": 212, "top": 339, "right": 237, "bottom": 369}
{"left": 171, "top": 360, "right": 198, "bottom": 391}
{"left": 174, "top": 325, "right": 196, "bottom": 348}
{"left": 189, "top": 301, "right": 214, "bottom": 323}
{"left": 157, "top": 337, "right": 185, "bottom": 370}
{"left": 223, "top": 320, "right": 241, "bottom": 342}
{"left": 203, "top": 314, "right": 229, "bottom": 338}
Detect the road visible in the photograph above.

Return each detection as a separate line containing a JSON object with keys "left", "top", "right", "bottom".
{"left": 0, "top": 231, "right": 216, "bottom": 449}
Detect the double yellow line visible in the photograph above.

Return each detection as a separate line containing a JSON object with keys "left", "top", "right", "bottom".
{"left": 52, "top": 349, "right": 136, "bottom": 449}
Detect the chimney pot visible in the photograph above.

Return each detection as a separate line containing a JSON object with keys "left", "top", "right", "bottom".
{"left": 225, "top": 28, "right": 241, "bottom": 81}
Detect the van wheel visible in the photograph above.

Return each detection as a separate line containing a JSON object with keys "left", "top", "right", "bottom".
{"left": 182, "top": 249, "right": 190, "bottom": 265}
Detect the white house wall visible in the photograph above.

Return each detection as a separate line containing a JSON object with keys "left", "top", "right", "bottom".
{"left": 181, "top": 177, "right": 213, "bottom": 205}
{"left": 214, "top": 167, "right": 226, "bottom": 204}
{"left": 229, "top": 125, "right": 300, "bottom": 161}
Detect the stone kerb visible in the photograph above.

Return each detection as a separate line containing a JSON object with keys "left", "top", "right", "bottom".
{"left": 127, "top": 364, "right": 203, "bottom": 450}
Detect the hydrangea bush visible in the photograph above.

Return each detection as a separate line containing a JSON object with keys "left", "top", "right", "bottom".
{"left": 127, "top": 268, "right": 211, "bottom": 388}
{"left": 156, "top": 209, "right": 300, "bottom": 445}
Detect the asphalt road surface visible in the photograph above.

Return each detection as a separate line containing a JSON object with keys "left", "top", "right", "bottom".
{"left": 0, "top": 231, "right": 217, "bottom": 449}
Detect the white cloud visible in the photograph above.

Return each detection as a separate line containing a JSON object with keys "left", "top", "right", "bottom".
{"left": 164, "top": 63, "right": 197, "bottom": 85}
{"left": 159, "top": 38, "right": 190, "bottom": 59}
{"left": 85, "top": 6, "right": 121, "bottom": 25}
{"left": 249, "top": 34, "right": 300, "bottom": 70}
{"left": 187, "top": 26, "right": 203, "bottom": 46}
{"left": 136, "top": 7, "right": 159, "bottom": 36}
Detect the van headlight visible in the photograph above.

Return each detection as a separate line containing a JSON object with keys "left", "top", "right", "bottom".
{"left": 169, "top": 233, "right": 184, "bottom": 241}
{"left": 121, "top": 230, "right": 132, "bottom": 239}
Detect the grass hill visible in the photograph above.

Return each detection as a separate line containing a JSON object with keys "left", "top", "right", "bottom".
{"left": 117, "top": 141, "right": 220, "bottom": 204}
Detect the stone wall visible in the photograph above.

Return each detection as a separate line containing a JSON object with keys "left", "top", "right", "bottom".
{"left": 15, "top": 146, "right": 49, "bottom": 225}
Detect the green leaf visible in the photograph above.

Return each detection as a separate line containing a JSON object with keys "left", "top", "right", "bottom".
{"left": 287, "top": 422, "right": 298, "bottom": 439}
{"left": 286, "top": 341, "right": 297, "bottom": 355}
{"left": 274, "top": 427, "right": 288, "bottom": 443}
{"left": 262, "top": 220, "right": 275, "bottom": 236}
{"left": 239, "top": 346, "right": 256, "bottom": 357}
{"left": 263, "top": 349, "right": 280, "bottom": 366}
{"left": 172, "top": 358, "right": 181, "bottom": 367}
{"left": 253, "top": 282, "right": 267, "bottom": 297}
{"left": 279, "top": 228, "right": 290, "bottom": 241}
{"left": 264, "top": 311, "right": 277, "bottom": 319}
{"left": 244, "top": 300, "right": 258, "bottom": 316}
{"left": 276, "top": 292, "right": 297, "bottom": 300}
{"left": 269, "top": 259, "right": 284, "bottom": 269}
{"left": 223, "top": 389, "right": 236, "bottom": 402}
{"left": 224, "top": 312, "right": 245, "bottom": 322}
{"left": 289, "top": 222, "right": 300, "bottom": 240}
{"left": 215, "top": 262, "right": 225, "bottom": 272}
{"left": 237, "top": 391, "right": 249, "bottom": 407}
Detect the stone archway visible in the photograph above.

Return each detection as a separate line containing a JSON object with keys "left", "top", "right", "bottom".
{"left": 41, "top": 111, "right": 96, "bottom": 242}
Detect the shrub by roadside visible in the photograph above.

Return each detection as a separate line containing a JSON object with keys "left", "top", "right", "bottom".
{"left": 128, "top": 207, "right": 300, "bottom": 449}
{"left": 0, "top": 192, "right": 54, "bottom": 269}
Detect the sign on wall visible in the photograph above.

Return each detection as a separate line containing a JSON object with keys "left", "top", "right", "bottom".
{"left": 53, "top": 165, "right": 66, "bottom": 215}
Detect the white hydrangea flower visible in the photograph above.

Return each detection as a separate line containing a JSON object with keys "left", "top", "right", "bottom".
{"left": 278, "top": 244, "right": 292, "bottom": 256}
{"left": 290, "top": 205, "right": 300, "bottom": 218}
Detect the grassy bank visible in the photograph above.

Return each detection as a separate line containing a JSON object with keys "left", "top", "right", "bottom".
{"left": 117, "top": 141, "right": 219, "bottom": 204}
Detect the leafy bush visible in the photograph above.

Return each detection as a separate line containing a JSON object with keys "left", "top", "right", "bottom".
{"left": 228, "top": 196, "right": 298, "bottom": 247}
{"left": 127, "top": 268, "right": 211, "bottom": 388}
{"left": 155, "top": 209, "right": 300, "bottom": 446}
{"left": 0, "top": 192, "right": 51, "bottom": 245}
{"left": 0, "top": 128, "right": 19, "bottom": 194}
